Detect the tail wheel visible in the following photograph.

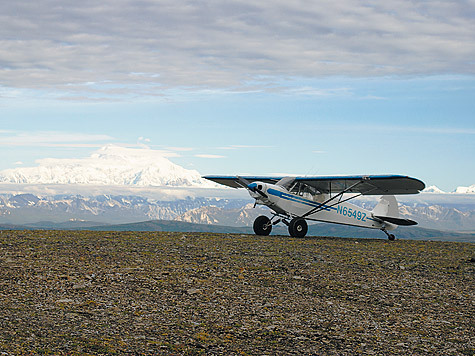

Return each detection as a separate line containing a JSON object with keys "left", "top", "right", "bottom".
{"left": 382, "top": 229, "right": 396, "bottom": 241}
{"left": 288, "top": 218, "right": 308, "bottom": 238}
{"left": 253, "top": 216, "right": 272, "bottom": 236}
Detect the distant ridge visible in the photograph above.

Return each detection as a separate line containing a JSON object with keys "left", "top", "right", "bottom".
{"left": 87, "top": 220, "right": 252, "bottom": 234}
{"left": 1, "top": 220, "right": 473, "bottom": 242}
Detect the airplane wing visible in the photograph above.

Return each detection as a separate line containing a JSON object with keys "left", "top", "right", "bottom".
{"left": 295, "top": 175, "right": 425, "bottom": 195}
{"left": 203, "top": 174, "right": 425, "bottom": 195}
{"left": 203, "top": 176, "right": 283, "bottom": 188}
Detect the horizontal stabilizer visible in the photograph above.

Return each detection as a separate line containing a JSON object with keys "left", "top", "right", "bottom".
{"left": 375, "top": 216, "right": 418, "bottom": 226}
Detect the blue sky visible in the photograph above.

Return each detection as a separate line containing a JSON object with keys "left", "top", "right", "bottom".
{"left": 1, "top": 0, "right": 474, "bottom": 192}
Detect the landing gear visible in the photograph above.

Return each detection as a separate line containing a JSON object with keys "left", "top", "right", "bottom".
{"left": 382, "top": 229, "right": 396, "bottom": 241}
{"left": 252, "top": 215, "right": 308, "bottom": 238}
{"left": 288, "top": 218, "right": 308, "bottom": 238}
{"left": 253, "top": 215, "right": 272, "bottom": 236}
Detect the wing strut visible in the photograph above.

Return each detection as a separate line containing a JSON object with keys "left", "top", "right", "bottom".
{"left": 301, "top": 177, "right": 375, "bottom": 218}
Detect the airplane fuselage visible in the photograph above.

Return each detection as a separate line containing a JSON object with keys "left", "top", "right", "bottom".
{"left": 250, "top": 182, "right": 396, "bottom": 231}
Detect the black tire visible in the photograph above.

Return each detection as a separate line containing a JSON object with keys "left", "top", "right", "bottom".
{"left": 253, "top": 216, "right": 272, "bottom": 236}
{"left": 288, "top": 218, "right": 308, "bottom": 238}
{"left": 388, "top": 234, "right": 396, "bottom": 241}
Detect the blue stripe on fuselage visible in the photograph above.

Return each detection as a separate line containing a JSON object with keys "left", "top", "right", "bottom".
{"left": 266, "top": 188, "right": 334, "bottom": 211}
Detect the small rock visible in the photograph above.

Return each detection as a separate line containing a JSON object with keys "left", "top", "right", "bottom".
{"left": 187, "top": 288, "right": 200, "bottom": 295}
{"left": 73, "top": 282, "right": 89, "bottom": 290}
{"left": 56, "top": 299, "right": 75, "bottom": 304}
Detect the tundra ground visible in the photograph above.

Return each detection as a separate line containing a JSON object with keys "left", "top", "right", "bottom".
{"left": 0, "top": 231, "right": 474, "bottom": 355}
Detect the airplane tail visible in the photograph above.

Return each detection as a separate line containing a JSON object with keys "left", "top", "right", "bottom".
{"left": 372, "top": 195, "right": 417, "bottom": 226}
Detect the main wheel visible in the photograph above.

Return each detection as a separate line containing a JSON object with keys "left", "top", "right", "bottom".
{"left": 388, "top": 234, "right": 395, "bottom": 241}
{"left": 288, "top": 218, "right": 308, "bottom": 238}
{"left": 253, "top": 216, "right": 272, "bottom": 236}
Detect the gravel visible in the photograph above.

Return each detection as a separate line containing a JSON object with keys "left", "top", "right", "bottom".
{"left": 0, "top": 230, "right": 474, "bottom": 355}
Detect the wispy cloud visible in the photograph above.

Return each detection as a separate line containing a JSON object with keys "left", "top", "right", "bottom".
{"left": 312, "top": 123, "right": 475, "bottom": 135}
{"left": 166, "top": 146, "right": 195, "bottom": 152}
{"left": 216, "top": 145, "right": 273, "bottom": 150}
{"left": 287, "top": 86, "right": 352, "bottom": 97}
{"left": 375, "top": 125, "right": 475, "bottom": 135}
{"left": 194, "top": 154, "right": 226, "bottom": 159}
{"left": 0, "top": 131, "right": 115, "bottom": 147}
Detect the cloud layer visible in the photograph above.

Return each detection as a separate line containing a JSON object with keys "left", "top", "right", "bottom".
{"left": 1, "top": 0, "right": 474, "bottom": 97}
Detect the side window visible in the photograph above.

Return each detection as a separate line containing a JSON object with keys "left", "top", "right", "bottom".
{"left": 302, "top": 186, "right": 313, "bottom": 199}
{"left": 289, "top": 182, "right": 300, "bottom": 195}
{"left": 289, "top": 183, "right": 322, "bottom": 200}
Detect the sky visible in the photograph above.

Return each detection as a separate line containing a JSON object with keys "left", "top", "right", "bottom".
{"left": 1, "top": 0, "right": 474, "bottom": 192}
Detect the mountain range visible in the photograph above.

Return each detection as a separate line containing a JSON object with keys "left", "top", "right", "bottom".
{"left": 0, "top": 193, "right": 473, "bottom": 234}
{"left": 423, "top": 185, "right": 475, "bottom": 194}
{"left": 0, "top": 145, "right": 473, "bottom": 241}
{"left": 0, "top": 145, "right": 473, "bottom": 194}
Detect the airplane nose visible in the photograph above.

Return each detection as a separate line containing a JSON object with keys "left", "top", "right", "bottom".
{"left": 248, "top": 182, "right": 268, "bottom": 198}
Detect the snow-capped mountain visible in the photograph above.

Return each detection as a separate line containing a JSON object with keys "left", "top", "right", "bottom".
{"left": 0, "top": 145, "right": 212, "bottom": 187}
{"left": 422, "top": 184, "right": 475, "bottom": 194}
{"left": 422, "top": 185, "right": 446, "bottom": 194}
{"left": 0, "top": 146, "right": 472, "bottom": 196}
{"left": 0, "top": 193, "right": 248, "bottom": 225}
{"left": 454, "top": 185, "right": 475, "bottom": 194}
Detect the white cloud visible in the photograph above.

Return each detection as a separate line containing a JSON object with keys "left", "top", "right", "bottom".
{"left": 195, "top": 154, "right": 226, "bottom": 159}
{"left": 0, "top": 0, "right": 473, "bottom": 99}
{"left": 0, "top": 131, "right": 115, "bottom": 147}
{"left": 166, "top": 146, "right": 194, "bottom": 152}
{"left": 216, "top": 145, "right": 273, "bottom": 150}
{"left": 137, "top": 136, "right": 152, "bottom": 148}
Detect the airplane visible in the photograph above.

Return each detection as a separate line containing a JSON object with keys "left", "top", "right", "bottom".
{"left": 203, "top": 174, "right": 425, "bottom": 240}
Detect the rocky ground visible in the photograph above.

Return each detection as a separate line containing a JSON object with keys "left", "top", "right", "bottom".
{"left": 0, "top": 230, "right": 474, "bottom": 355}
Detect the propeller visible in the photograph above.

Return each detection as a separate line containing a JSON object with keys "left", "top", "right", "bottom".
{"left": 237, "top": 176, "right": 268, "bottom": 198}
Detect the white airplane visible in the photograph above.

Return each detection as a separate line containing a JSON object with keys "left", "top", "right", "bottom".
{"left": 203, "top": 174, "right": 425, "bottom": 240}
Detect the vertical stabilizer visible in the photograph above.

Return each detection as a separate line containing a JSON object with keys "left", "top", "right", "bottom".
{"left": 372, "top": 195, "right": 399, "bottom": 218}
